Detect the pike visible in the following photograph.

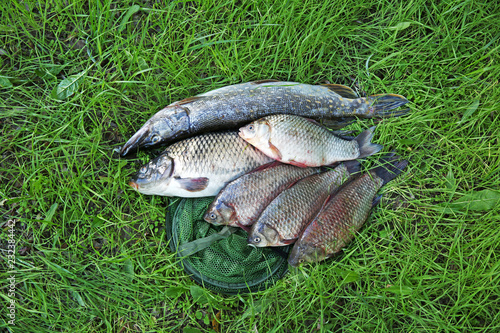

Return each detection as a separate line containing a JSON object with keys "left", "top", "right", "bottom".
{"left": 121, "top": 80, "right": 409, "bottom": 156}
{"left": 288, "top": 154, "right": 408, "bottom": 266}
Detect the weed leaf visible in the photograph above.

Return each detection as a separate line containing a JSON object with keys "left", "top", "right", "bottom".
{"left": 35, "top": 66, "right": 63, "bottom": 80}
{"left": 450, "top": 189, "right": 500, "bottom": 211}
{"left": 241, "top": 298, "right": 271, "bottom": 320}
{"left": 445, "top": 167, "right": 455, "bottom": 190}
{"left": 165, "top": 287, "right": 188, "bottom": 298}
{"left": 122, "top": 258, "right": 135, "bottom": 282}
{"left": 0, "top": 76, "right": 13, "bottom": 88}
{"left": 70, "top": 289, "right": 87, "bottom": 307}
{"left": 388, "top": 22, "right": 412, "bottom": 31}
{"left": 183, "top": 328, "right": 203, "bottom": 333}
{"left": 138, "top": 56, "right": 148, "bottom": 71}
{"left": 119, "top": 5, "right": 141, "bottom": 33}
{"left": 51, "top": 71, "right": 86, "bottom": 100}
{"left": 190, "top": 285, "right": 209, "bottom": 305}
{"left": 45, "top": 203, "right": 58, "bottom": 222}
{"left": 384, "top": 285, "right": 413, "bottom": 295}
{"left": 459, "top": 100, "right": 479, "bottom": 123}
{"left": 334, "top": 268, "right": 360, "bottom": 283}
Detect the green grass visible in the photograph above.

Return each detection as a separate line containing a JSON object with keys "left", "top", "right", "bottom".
{"left": 1, "top": 0, "right": 499, "bottom": 332}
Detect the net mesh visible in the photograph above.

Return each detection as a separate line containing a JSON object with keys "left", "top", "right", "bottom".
{"left": 166, "top": 197, "right": 290, "bottom": 294}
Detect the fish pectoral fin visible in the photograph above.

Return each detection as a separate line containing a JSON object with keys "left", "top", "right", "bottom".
{"left": 175, "top": 177, "right": 209, "bottom": 192}
{"left": 175, "top": 96, "right": 203, "bottom": 106}
{"left": 320, "top": 118, "right": 355, "bottom": 130}
{"left": 288, "top": 160, "right": 309, "bottom": 168}
{"left": 322, "top": 84, "right": 359, "bottom": 99}
{"left": 250, "top": 161, "right": 282, "bottom": 173}
{"left": 281, "top": 238, "right": 296, "bottom": 245}
{"left": 251, "top": 79, "right": 280, "bottom": 84}
{"left": 237, "top": 223, "right": 252, "bottom": 233}
{"left": 268, "top": 141, "right": 283, "bottom": 161}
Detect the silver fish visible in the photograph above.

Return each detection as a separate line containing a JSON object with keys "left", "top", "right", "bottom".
{"left": 203, "top": 162, "right": 322, "bottom": 230}
{"left": 247, "top": 162, "right": 359, "bottom": 247}
{"left": 121, "top": 80, "right": 409, "bottom": 155}
{"left": 129, "top": 132, "right": 273, "bottom": 197}
{"left": 239, "top": 114, "right": 382, "bottom": 167}
{"left": 288, "top": 155, "right": 408, "bottom": 266}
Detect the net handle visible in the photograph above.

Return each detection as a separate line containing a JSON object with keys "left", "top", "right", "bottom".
{"left": 177, "top": 226, "right": 239, "bottom": 257}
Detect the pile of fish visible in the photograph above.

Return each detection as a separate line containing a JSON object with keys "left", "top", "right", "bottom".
{"left": 124, "top": 80, "right": 409, "bottom": 266}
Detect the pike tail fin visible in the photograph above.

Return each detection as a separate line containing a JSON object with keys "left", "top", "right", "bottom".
{"left": 355, "top": 126, "right": 383, "bottom": 159}
{"left": 367, "top": 94, "right": 410, "bottom": 118}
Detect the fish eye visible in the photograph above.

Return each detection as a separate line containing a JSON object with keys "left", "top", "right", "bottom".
{"left": 209, "top": 213, "right": 217, "bottom": 220}
{"left": 248, "top": 125, "right": 254, "bottom": 131}
{"left": 253, "top": 237, "right": 261, "bottom": 243}
{"left": 299, "top": 259, "right": 304, "bottom": 263}
{"left": 151, "top": 135, "right": 160, "bottom": 144}
{"left": 139, "top": 166, "right": 148, "bottom": 173}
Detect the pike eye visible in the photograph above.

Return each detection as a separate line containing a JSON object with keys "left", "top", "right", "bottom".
{"left": 151, "top": 135, "right": 160, "bottom": 144}
{"left": 253, "top": 237, "right": 261, "bottom": 243}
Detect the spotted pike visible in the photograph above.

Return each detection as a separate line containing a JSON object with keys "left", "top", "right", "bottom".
{"left": 247, "top": 161, "right": 360, "bottom": 247}
{"left": 204, "top": 162, "right": 321, "bottom": 230}
{"left": 121, "top": 80, "right": 409, "bottom": 156}
{"left": 288, "top": 155, "right": 408, "bottom": 266}
{"left": 239, "top": 114, "right": 382, "bottom": 167}
{"left": 128, "top": 132, "right": 273, "bottom": 197}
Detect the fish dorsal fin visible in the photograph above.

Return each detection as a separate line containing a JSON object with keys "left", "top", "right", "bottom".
{"left": 251, "top": 79, "right": 280, "bottom": 84}
{"left": 322, "top": 84, "right": 359, "bottom": 99}
{"left": 175, "top": 96, "right": 203, "bottom": 106}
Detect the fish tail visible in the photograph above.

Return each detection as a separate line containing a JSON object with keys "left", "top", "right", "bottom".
{"left": 373, "top": 153, "right": 408, "bottom": 186}
{"left": 343, "top": 160, "right": 361, "bottom": 175}
{"left": 367, "top": 94, "right": 410, "bottom": 117}
{"left": 355, "top": 126, "right": 383, "bottom": 159}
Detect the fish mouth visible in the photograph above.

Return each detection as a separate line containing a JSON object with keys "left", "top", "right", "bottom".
{"left": 121, "top": 126, "right": 150, "bottom": 156}
{"left": 129, "top": 181, "right": 139, "bottom": 190}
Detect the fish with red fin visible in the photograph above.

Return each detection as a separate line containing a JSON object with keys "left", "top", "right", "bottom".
{"left": 204, "top": 162, "right": 322, "bottom": 230}
{"left": 129, "top": 132, "right": 272, "bottom": 197}
{"left": 247, "top": 161, "right": 360, "bottom": 247}
{"left": 239, "top": 114, "right": 382, "bottom": 167}
{"left": 288, "top": 154, "right": 408, "bottom": 266}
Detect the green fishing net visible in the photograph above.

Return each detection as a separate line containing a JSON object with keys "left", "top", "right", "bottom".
{"left": 166, "top": 197, "right": 291, "bottom": 294}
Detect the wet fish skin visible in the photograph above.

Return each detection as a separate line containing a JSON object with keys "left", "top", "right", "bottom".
{"left": 203, "top": 162, "right": 321, "bottom": 228}
{"left": 288, "top": 156, "right": 408, "bottom": 267}
{"left": 120, "top": 80, "right": 409, "bottom": 156}
{"left": 239, "top": 114, "right": 382, "bottom": 167}
{"left": 129, "top": 132, "right": 273, "bottom": 197}
{"left": 247, "top": 162, "right": 359, "bottom": 247}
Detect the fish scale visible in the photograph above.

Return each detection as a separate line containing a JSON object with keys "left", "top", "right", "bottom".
{"left": 129, "top": 132, "right": 273, "bottom": 197}
{"left": 204, "top": 163, "right": 321, "bottom": 228}
{"left": 239, "top": 114, "right": 382, "bottom": 167}
{"left": 288, "top": 156, "right": 408, "bottom": 266}
{"left": 248, "top": 164, "right": 352, "bottom": 247}
{"left": 189, "top": 82, "right": 369, "bottom": 132}
{"left": 120, "top": 80, "right": 409, "bottom": 156}
{"left": 305, "top": 174, "right": 381, "bottom": 254}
